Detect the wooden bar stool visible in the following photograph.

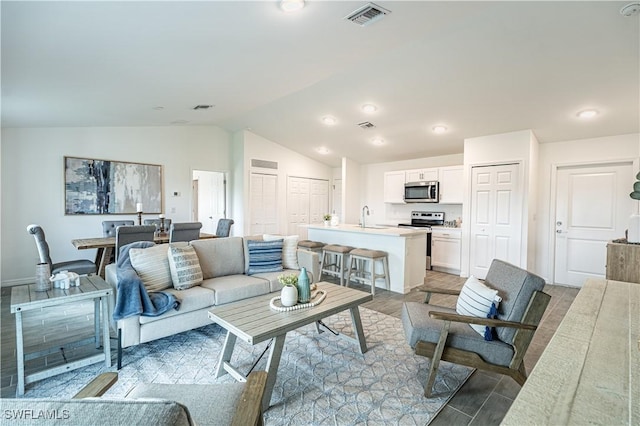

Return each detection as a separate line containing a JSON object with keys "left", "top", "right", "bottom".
{"left": 346, "top": 248, "right": 390, "bottom": 296}
{"left": 297, "top": 240, "right": 325, "bottom": 254}
{"left": 319, "top": 244, "right": 354, "bottom": 286}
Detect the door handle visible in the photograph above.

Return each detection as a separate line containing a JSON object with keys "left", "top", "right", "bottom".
{"left": 556, "top": 229, "right": 563, "bottom": 234}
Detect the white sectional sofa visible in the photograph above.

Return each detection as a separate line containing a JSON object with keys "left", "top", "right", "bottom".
{"left": 105, "top": 236, "right": 318, "bottom": 360}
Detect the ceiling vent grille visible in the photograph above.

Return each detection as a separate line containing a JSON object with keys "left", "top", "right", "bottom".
{"left": 345, "top": 3, "right": 390, "bottom": 26}
{"left": 251, "top": 159, "right": 278, "bottom": 169}
{"left": 358, "top": 121, "right": 376, "bottom": 129}
{"left": 192, "top": 105, "right": 214, "bottom": 110}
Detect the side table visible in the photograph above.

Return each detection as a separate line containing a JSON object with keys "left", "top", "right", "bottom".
{"left": 10, "top": 275, "right": 113, "bottom": 396}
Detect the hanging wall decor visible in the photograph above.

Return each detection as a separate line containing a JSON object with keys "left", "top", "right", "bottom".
{"left": 64, "top": 156, "right": 163, "bottom": 215}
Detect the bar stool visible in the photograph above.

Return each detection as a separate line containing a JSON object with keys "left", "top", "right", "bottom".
{"left": 346, "top": 248, "right": 390, "bottom": 296}
{"left": 319, "top": 244, "right": 354, "bottom": 286}
{"left": 297, "top": 240, "right": 325, "bottom": 255}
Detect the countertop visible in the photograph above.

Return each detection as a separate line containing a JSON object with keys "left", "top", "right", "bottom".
{"left": 306, "top": 224, "right": 429, "bottom": 237}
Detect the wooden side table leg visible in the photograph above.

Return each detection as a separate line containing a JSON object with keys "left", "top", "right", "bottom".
{"left": 262, "top": 333, "right": 286, "bottom": 412}
{"left": 216, "top": 332, "right": 237, "bottom": 378}
{"left": 15, "top": 310, "right": 25, "bottom": 396}
{"left": 101, "top": 296, "right": 111, "bottom": 367}
{"left": 94, "top": 299, "right": 100, "bottom": 349}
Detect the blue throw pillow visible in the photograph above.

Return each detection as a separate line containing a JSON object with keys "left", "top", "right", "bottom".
{"left": 247, "top": 239, "right": 283, "bottom": 275}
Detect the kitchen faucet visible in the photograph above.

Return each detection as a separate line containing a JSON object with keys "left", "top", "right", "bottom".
{"left": 361, "top": 205, "right": 370, "bottom": 228}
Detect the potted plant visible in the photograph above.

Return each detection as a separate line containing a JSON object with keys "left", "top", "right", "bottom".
{"left": 323, "top": 214, "right": 331, "bottom": 226}
{"left": 278, "top": 273, "right": 298, "bottom": 306}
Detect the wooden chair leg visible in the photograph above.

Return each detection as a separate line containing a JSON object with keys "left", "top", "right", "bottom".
{"left": 424, "top": 320, "right": 451, "bottom": 397}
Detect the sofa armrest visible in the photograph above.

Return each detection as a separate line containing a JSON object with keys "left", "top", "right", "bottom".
{"left": 296, "top": 249, "right": 319, "bottom": 283}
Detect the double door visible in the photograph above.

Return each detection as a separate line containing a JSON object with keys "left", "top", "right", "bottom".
{"left": 287, "top": 177, "right": 329, "bottom": 236}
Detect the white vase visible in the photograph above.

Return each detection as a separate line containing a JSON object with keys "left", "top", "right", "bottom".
{"left": 281, "top": 285, "right": 298, "bottom": 307}
{"left": 629, "top": 214, "right": 640, "bottom": 243}
{"left": 324, "top": 220, "right": 330, "bottom": 226}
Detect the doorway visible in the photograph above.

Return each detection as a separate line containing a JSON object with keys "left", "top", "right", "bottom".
{"left": 192, "top": 170, "right": 227, "bottom": 235}
{"left": 553, "top": 162, "right": 634, "bottom": 287}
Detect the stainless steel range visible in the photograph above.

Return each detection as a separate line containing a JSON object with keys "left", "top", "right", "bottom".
{"left": 398, "top": 211, "right": 445, "bottom": 270}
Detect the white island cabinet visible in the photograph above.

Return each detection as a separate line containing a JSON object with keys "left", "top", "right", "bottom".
{"left": 307, "top": 224, "right": 427, "bottom": 294}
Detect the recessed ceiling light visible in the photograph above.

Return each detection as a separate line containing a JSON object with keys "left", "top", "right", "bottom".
{"left": 577, "top": 109, "right": 598, "bottom": 119}
{"left": 322, "top": 116, "right": 337, "bottom": 126}
{"left": 316, "top": 147, "right": 330, "bottom": 154}
{"left": 361, "top": 103, "right": 378, "bottom": 113}
{"left": 432, "top": 125, "right": 448, "bottom": 134}
{"left": 371, "top": 137, "right": 385, "bottom": 146}
{"left": 280, "top": 0, "right": 305, "bottom": 12}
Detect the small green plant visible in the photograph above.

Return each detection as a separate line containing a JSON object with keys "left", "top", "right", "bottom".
{"left": 323, "top": 214, "right": 332, "bottom": 221}
{"left": 631, "top": 171, "right": 640, "bottom": 200}
{"left": 278, "top": 273, "right": 298, "bottom": 287}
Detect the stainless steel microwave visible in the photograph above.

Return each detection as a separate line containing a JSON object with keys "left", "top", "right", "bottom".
{"left": 404, "top": 181, "right": 439, "bottom": 203}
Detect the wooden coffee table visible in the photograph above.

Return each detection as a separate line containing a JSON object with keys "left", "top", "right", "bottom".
{"left": 208, "top": 281, "right": 373, "bottom": 411}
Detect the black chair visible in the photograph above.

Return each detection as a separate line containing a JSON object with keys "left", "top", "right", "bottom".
{"left": 27, "top": 224, "right": 97, "bottom": 275}
{"left": 143, "top": 218, "right": 172, "bottom": 233}
{"left": 169, "top": 222, "right": 202, "bottom": 243}
{"left": 102, "top": 220, "right": 135, "bottom": 238}
{"left": 215, "top": 218, "right": 234, "bottom": 237}
{"left": 115, "top": 225, "right": 155, "bottom": 262}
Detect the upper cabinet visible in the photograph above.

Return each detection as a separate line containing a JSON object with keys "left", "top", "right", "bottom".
{"left": 383, "top": 170, "right": 406, "bottom": 204}
{"left": 438, "top": 166, "right": 464, "bottom": 204}
{"left": 405, "top": 168, "right": 438, "bottom": 182}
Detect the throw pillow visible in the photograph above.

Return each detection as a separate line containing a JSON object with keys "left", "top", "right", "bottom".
{"left": 167, "top": 245, "right": 203, "bottom": 290}
{"left": 456, "top": 275, "right": 502, "bottom": 340}
{"left": 129, "top": 245, "right": 172, "bottom": 293}
{"left": 247, "top": 239, "right": 283, "bottom": 275}
{"left": 263, "top": 234, "right": 300, "bottom": 270}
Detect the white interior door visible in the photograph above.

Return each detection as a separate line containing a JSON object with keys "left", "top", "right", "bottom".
{"left": 250, "top": 172, "right": 278, "bottom": 235}
{"left": 554, "top": 163, "right": 633, "bottom": 287}
{"left": 192, "top": 170, "right": 226, "bottom": 234}
{"left": 469, "top": 163, "right": 522, "bottom": 279}
{"left": 332, "top": 178, "right": 342, "bottom": 218}
{"left": 287, "top": 177, "right": 310, "bottom": 235}
{"left": 310, "top": 179, "right": 329, "bottom": 224}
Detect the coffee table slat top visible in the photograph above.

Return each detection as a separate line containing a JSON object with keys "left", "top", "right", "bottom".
{"left": 208, "top": 282, "right": 372, "bottom": 345}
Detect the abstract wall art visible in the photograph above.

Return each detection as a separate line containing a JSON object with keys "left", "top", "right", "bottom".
{"left": 64, "top": 156, "right": 163, "bottom": 215}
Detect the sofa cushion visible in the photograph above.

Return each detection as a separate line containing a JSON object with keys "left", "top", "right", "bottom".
{"left": 263, "top": 234, "right": 300, "bottom": 270}
{"left": 253, "top": 269, "right": 309, "bottom": 293}
{"left": 139, "top": 285, "right": 216, "bottom": 324}
{"left": 191, "top": 237, "right": 245, "bottom": 279}
{"left": 168, "top": 245, "right": 203, "bottom": 290}
{"left": 200, "top": 275, "right": 270, "bottom": 305}
{"left": 129, "top": 244, "right": 173, "bottom": 292}
{"left": 246, "top": 239, "right": 283, "bottom": 275}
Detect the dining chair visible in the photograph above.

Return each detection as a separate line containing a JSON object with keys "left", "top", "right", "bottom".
{"left": 169, "top": 222, "right": 202, "bottom": 243}
{"left": 115, "top": 225, "right": 156, "bottom": 262}
{"left": 27, "top": 224, "right": 97, "bottom": 275}
{"left": 144, "top": 218, "right": 172, "bottom": 233}
{"left": 216, "top": 218, "right": 234, "bottom": 237}
{"left": 102, "top": 220, "right": 135, "bottom": 238}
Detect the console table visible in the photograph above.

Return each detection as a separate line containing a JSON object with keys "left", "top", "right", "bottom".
{"left": 606, "top": 240, "right": 640, "bottom": 284}
{"left": 501, "top": 278, "right": 639, "bottom": 425}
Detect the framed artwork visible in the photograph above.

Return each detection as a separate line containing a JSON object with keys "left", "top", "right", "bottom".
{"left": 64, "top": 156, "right": 163, "bottom": 215}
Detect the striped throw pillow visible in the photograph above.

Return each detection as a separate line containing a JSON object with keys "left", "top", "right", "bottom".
{"left": 168, "top": 245, "right": 203, "bottom": 290}
{"left": 129, "top": 245, "right": 172, "bottom": 292}
{"left": 263, "top": 234, "right": 299, "bottom": 270}
{"left": 456, "top": 275, "right": 502, "bottom": 340}
{"left": 247, "top": 239, "right": 283, "bottom": 275}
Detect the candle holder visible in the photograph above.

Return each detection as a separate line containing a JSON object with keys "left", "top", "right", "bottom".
{"left": 160, "top": 217, "right": 165, "bottom": 233}
{"left": 137, "top": 211, "right": 142, "bottom": 225}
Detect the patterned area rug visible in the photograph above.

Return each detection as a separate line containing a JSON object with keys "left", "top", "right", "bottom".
{"left": 23, "top": 308, "right": 473, "bottom": 425}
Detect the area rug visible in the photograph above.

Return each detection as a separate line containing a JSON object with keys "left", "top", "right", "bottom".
{"left": 22, "top": 308, "right": 474, "bottom": 425}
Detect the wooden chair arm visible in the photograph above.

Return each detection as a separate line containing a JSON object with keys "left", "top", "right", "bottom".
{"left": 414, "top": 284, "right": 460, "bottom": 296}
{"left": 232, "top": 371, "right": 268, "bottom": 426}
{"left": 428, "top": 310, "right": 537, "bottom": 330}
{"left": 72, "top": 372, "right": 118, "bottom": 399}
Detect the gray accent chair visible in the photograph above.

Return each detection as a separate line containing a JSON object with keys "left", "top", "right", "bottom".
{"left": 115, "top": 225, "right": 156, "bottom": 262}
{"left": 27, "top": 224, "right": 97, "bottom": 275}
{"left": 102, "top": 220, "right": 135, "bottom": 237}
{"left": 216, "top": 218, "right": 234, "bottom": 237}
{"left": 0, "top": 371, "right": 267, "bottom": 426}
{"left": 402, "top": 259, "right": 551, "bottom": 397}
{"left": 144, "top": 218, "right": 172, "bottom": 233}
{"left": 169, "top": 222, "right": 203, "bottom": 243}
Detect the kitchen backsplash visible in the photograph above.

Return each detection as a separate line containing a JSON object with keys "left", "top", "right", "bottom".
{"left": 383, "top": 203, "right": 463, "bottom": 226}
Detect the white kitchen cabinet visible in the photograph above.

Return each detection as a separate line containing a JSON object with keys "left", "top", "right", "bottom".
{"left": 383, "top": 170, "right": 406, "bottom": 203}
{"left": 405, "top": 168, "right": 438, "bottom": 182}
{"left": 438, "top": 165, "right": 464, "bottom": 204}
{"left": 431, "top": 228, "right": 461, "bottom": 274}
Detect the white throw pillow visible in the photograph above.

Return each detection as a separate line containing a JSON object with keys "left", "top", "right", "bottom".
{"left": 263, "top": 234, "right": 299, "bottom": 270}
{"left": 129, "top": 245, "right": 173, "bottom": 293}
{"left": 167, "top": 245, "right": 203, "bottom": 290}
{"left": 456, "top": 275, "right": 502, "bottom": 339}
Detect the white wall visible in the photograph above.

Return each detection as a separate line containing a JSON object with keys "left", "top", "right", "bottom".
{"left": 234, "top": 130, "right": 332, "bottom": 235}
{"left": 342, "top": 157, "right": 361, "bottom": 225}
{"left": 535, "top": 133, "right": 640, "bottom": 282}
{"left": 1, "top": 126, "right": 231, "bottom": 286}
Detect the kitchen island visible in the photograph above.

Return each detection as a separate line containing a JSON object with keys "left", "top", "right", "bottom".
{"left": 307, "top": 224, "right": 428, "bottom": 294}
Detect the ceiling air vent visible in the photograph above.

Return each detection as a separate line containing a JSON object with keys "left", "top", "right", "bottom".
{"left": 345, "top": 3, "right": 390, "bottom": 26}
{"left": 251, "top": 159, "right": 278, "bottom": 169}
{"left": 358, "top": 121, "right": 376, "bottom": 129}
{"left": 192, "top": 105, "right": 214, "bottom": 110}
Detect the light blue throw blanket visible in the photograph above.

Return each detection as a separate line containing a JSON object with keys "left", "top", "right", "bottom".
{"left": 112, "top": 241, "right": 180, "bottom": 321}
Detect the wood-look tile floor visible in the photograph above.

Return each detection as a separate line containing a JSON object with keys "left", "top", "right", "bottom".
{"left": 0, "top": 270, "right": 579, "bottom": 425}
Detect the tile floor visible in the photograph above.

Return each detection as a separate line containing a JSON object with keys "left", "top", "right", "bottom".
{"left": 0, "top": 270, "right": 579, "bottom": 425}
